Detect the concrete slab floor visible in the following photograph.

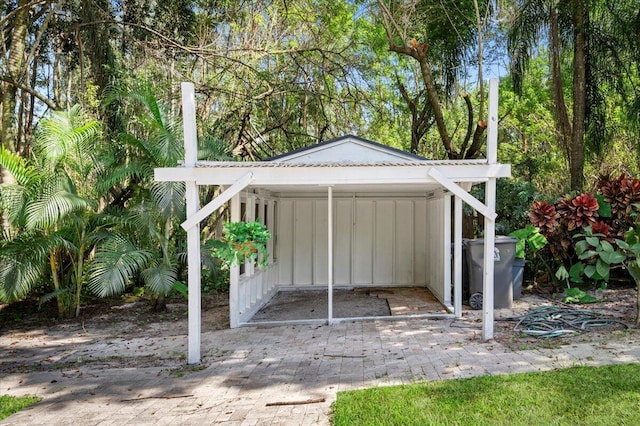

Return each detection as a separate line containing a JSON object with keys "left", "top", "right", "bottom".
{"left": 250, "top": 287, "right": 447, "bottom": 322}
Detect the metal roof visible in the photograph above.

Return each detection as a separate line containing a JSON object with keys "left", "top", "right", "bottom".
{"left": 194, "top": 159, "right": 488, "bottom": 168}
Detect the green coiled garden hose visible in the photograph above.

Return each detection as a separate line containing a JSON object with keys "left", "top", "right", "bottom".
{"left": 503, "top": 306, "right": 629, "bottom": 338}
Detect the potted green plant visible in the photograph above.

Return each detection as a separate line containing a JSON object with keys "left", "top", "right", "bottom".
{"left": 508, "top": 224, "right": 548, "bottom": 298}
{"left": 206, "top": 221, "right": 271, "bottom": 269}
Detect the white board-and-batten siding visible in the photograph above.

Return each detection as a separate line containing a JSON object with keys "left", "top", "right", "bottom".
{"left": 276, "top": 195, "right": 447, "bottom": 300}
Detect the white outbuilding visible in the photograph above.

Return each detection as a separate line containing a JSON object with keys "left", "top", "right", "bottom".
{"left": 155, "top": 80, "right": 510, "bottom": 364}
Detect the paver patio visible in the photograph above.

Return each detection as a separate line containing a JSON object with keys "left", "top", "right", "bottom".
{"left": 2, "top": 314, "right": 640, "bottom": 425}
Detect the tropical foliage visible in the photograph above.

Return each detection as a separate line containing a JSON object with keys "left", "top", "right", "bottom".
{"left": 0, "top": 106, "right": 150, "bottom": 317}
{"left": 508, "top": 1, "right": 640, "bottom": 191}
{"left": 3, "top": 1, "right": 640, "bottom": 319}
{"left": 529, "top": 175, "right": 640, "bottom": 291}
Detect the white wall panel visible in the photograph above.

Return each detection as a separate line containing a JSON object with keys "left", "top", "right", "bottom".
{"left": 354, "top": 200, "right": 373, "bottom": 284}
{"left": 425, "top": 197, "right": 446, "bottom": 302}
{"left": 293, "top": 200, "right": 313, "bottom": 285}
{"left": 277, "top": 200, "right": 293, "bottom": 285}
{"left": 414, "top": 200, "right": 427, "bottom": 284}
{"left": 395, "top": 200, "right": 414, "bottom": 284}
{"left": 275, "top": 195, "right": 440, "bottom": 289}
{"left": 374, "top": 200, "right": 394, "bottom": 284}
{"left": 334, "top": 200, "right": 352, "bottom": 284}
{"left": 314, "top": 200, "right": 328, "bottom": 284}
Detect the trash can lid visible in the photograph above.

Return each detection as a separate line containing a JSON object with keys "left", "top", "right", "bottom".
{"left": 466, "top": 236, "right": 517, "bottom": 245}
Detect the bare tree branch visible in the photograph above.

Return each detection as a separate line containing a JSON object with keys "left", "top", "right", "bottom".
{"left": 459, "top": 93, "right": 474, "bottom": 156}
{"left": 0, "top": 0, "right": 47, "bottom": 27}
{"left": 0, "top": 75, "right": 58, "bottom": 110}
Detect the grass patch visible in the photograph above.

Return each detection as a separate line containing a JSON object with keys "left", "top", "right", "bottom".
{"left": 0, "top": 395, "right": 42, "bottom": 420}
{"left": 333, "top": 364, "right": 640, "bottom": 425}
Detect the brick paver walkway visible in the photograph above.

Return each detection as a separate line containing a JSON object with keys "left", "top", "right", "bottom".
{"left": 2, "top": 317, "right": 640, "bottom": 425}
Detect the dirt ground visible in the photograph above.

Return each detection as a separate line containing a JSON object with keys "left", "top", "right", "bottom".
{"left": 1, "top": 287, "right": 638, "bottom": 374}
{"left": 0, "top": 292, "right": 230, "bottom": 341}
{"left": 490, "top": 287, "right": 639, "bottom": 350}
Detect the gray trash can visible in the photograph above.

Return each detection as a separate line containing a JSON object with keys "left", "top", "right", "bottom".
{"left": 512, "top": 258, "right": 525, "bottom": 300}
{"left": 465, "top": 236, "right": 517, "bottom": 309}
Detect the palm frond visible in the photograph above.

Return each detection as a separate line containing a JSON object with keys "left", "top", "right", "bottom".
{"left": 127, "top": 201, "right": 163, "bottom": 239}
{"left": 39, "top": 287, "right": 71, "bottom": 306}
{"left": 0, "top": 147, "right": 42, "bottom": 186}
{"left": 121, "top": 85, "right": 166, "bottom": 128}
{"left": 87, "top": 235, "right": 153, "bottom": 297}
{"left": 34, "top": 106, "right": 101, "bottom": 171}
{"left": 87, "top": 210, "right": 137, "bottom": 235}
{"left": 25, "top": 187, "right": 95, "bottom": 231}
{"left": 0, "top": 231, "right": 64, "bottom": 301}
{"left": 141, "top": 261, "right": 178, "bottom": 296}
{"left": 118, "top": 133, "right": 155, "bottom": 161}
{"left": 95, "top": 163, "right": 143, "bottom": 195}
{"left": 151, "top": 181, "right": 185, "bottom": 219}
{"left": 0, "top": 255, "right": 44, "bottom": 302}
{"left": 0, "top": 183, "right": 31, "bottom": 227}
{"left": 154, "top": 116, "right": 183, "bottom": 166}
{"left": 116, "top": 85, "right": 184, "bottom": 166}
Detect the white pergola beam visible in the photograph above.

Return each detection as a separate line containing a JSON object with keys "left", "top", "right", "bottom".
{"left": 428, "top": 168, "right": 497, "bottom": 221}
{"left": 155, "top": 164, "right": 511, "bottom": 186}
{"left": 181, "top": 172, "right": 254, "bottom": 231}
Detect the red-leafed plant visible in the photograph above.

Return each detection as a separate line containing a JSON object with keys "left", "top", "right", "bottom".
{"left": 529, "top": 201, "right": 559, "bottom": 235}
{"left": 556, "top": 193, "right": 599, "bottom": 231}
{"left": 529, "top": 178, "right": 640, "bottom": 291}
{"left": 530, "top": 194, "right": 601, "bottom": 264}
{"left": 591, "top": 221, "right": 611, "bottom": 238}
{"left": 596, "top": 173, "right": 640, "bottom": 237}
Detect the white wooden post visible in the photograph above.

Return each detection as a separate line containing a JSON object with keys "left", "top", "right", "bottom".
{"left": 229, "top": 193, "right": 241, "bottom": 328}
{"left": 246, "top": 194, "right": 255, "bottom": 278}
{"left": 482, "top": 78, "right": 499, "bottom": 340}
{"left": 454, "top": 195, "right": 463, "bottom": 317}
{"left": 443, "top": 194, "right": 452, "bottom": 306}
{"left": 267, "top": 199, "right": 275, "bottom": 265}
{"left": 257, "top": 195, "right": 265, "bottom": 296}
{"left": 327, "top": 186, "right": 334, "bottom": 324}
{"left": 182, "top": 82, "right": 201, "bottom": 364}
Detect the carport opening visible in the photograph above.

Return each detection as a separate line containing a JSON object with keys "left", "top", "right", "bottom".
{"left": 232, "top": 186, "right": 457, "bottom": 327}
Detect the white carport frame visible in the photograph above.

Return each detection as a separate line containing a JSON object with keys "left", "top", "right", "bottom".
{"left": 156, "top": 80, "right": 508, "bottom": 364}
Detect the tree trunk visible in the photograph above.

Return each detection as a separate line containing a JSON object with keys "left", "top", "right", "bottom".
{"left": 548, "top": 4, "right": 573, "bottom": 188}
{"left": 1, "top": 0, "right": 29, "bottom": 155}
{"left": 1, "top": 0, "right": 29, "bottom": 233}
{"left": 417, "top": 59, "right": 454, "bottom": 158}
{"left": 463, "top": 213, "right": 476, "bottom": 239}
{"left": 152, "top": 294, "right": 167, "bottom": 312}
{"left": 79, "top": 1, "right": 122, "bottom": 134}
{"left": 570, "top": 0, "right": 586, "bottom": 191}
